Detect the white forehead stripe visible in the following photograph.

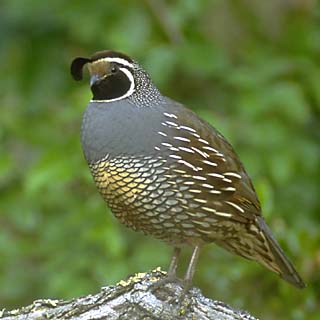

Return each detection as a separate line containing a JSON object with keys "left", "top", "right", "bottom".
{"left": 93, "top": 57, "right": 134, "bottom": 68}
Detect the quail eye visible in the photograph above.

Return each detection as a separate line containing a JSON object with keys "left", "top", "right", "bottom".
{"left": 111, "top": 65, "right": 118, "bottom": 74}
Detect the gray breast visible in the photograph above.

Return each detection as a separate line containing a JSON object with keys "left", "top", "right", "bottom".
{"left": 81, "top": 100, "right": 165, "bottom": 164}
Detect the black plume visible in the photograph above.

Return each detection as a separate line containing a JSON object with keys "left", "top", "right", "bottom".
{"left": 71, "top": 57, "right": 91, "bottom": 81}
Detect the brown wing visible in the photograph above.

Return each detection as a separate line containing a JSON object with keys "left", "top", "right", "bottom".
{"left": 156, "top": 101, "right": 261, "bottom": 225}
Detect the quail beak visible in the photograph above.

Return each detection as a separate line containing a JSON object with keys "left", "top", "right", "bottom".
{"left": 90, "top": 74, "right": 101, "bottom": 87}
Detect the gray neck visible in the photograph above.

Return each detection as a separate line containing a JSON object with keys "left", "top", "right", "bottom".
{"left": 128, "top": 68, "right": 163, "bottom": 107}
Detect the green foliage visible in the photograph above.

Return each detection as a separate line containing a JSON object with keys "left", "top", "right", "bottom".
{"left": 1, "top": 1, "right": 319, "bottom": 318}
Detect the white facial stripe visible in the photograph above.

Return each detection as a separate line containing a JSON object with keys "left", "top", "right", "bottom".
{"left": 93, "top": 57, "right": 135, "bottom": 69}
{"left": 90, "top": 67, "right": 135, "bottom": 103}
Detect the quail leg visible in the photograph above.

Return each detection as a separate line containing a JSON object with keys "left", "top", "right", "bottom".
{"left": 183, "top": 245, "right": 201, "bottom": 290}
{"left": 150, "top": 247, "right": 182, "bottom": 291}
{"left": 167, "top": 247, "right": 181, "bottom": 277}
{"left": 174, "top": 245, "right": 202, "bottom": 303}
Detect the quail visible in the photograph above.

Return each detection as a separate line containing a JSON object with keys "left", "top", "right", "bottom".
{"left": 71, "top": 50, "right": 305, "bottom": 291}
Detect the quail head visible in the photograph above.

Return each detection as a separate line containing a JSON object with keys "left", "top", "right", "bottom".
{"left": 71, "top": 50, "right": 305, "bottom": 291}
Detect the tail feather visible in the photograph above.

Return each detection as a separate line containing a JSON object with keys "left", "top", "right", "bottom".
{"left": 256, "top": 216, "right": 305, "bottom": 289}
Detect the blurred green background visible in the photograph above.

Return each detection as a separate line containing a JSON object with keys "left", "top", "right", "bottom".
{"left": 1, "top": 0, "right": 319, "bottom": 319}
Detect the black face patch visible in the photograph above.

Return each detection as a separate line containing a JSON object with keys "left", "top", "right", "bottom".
{"left": 91, "top": 68, "right": 132, "bottom": 100}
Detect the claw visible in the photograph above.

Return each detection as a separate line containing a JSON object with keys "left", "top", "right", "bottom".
{"left": 149, "top": 274, "right": 182, "bottom": 293}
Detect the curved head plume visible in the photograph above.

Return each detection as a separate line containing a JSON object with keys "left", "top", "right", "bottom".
{"left": 71, "top": 57, "right": 91, "bottom": 81}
